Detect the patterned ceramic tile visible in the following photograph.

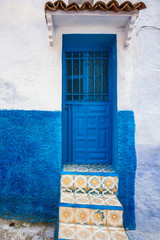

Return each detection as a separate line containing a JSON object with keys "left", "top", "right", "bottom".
{"left": 102, "top": 176, "right": 118, "bottom": 195}
{"left": 105, "top": 195, "right": 122, "bottom": 207}
{"left": 60, "top": 192, "right": 74, "bottom": 203}
{"left": 60, "top": 192, "right": 122, "bottom": 208}
{"left": 75, "top": 194, "right": 90, "bottom": 205}
{"left": 90, "top": 195, "right": 105, "bottom": 205}
{"left": 61, "top": 174, "right": 74, "bottom": 192}
{"left": 74, "top": 175, "right": 88, "bottom": 194}
{"left": 63, "top": 164, "right": 76, "bottom": 172}
{"left": 61, "top": 174, "right": 118, "bottom": 196}
{"left": 93, "top": 226, "right": 110, "bottom": 240}
{"left": 63, "top": 164, "right": 115, "bottom": 173}
{"left": 60, "top": 193, "right": 123, "bottom": 227}
{"left": 59, "top": 165, "right": 127, "bottom": 239}
{"left": 107, "top": 210, "right": 123, "bottom": 227}
{"left": 76, "top": 225, "right": 94, "bottom": 239}
{"left": 75, "top": 165, "right": 90, "bottom": 172}
{"left": 110, "top": 227, "right": 129, "bottom": 240}
{"left": 58, "top": 223, "right": 129, "bottom": 240}
{"left": 58, "top": 223, "right": 76, "bottom": 239}
{"left": 88, "top": 176, "right": 101, "bottom": 190}
{"left": 90, "top": 209, "right": 107, "bottom": 226}
{"left": 75, "top": 208, "right": 91, "bottom": 225}
{"left": 59, "top": 207, "right": 74, "bottom": 223}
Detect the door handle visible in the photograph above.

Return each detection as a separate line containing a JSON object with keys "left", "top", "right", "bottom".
{"left": 65, "top": 107, "right": 68, "bottom": 110}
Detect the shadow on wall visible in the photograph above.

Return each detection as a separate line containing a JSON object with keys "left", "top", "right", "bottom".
{"left": 115, "top": 111, "right": 137, "bottom": 230}
{"left": 0, "top": 110, "right": 62, "bottom": 223}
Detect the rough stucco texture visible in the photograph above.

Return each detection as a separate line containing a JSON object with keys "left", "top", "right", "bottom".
{"left": 0, "top": 110, "right": 62, "bottom": 223}
{"left": 135, "top": 144, "right": 160, "bottom": 233}
{"left": 116, "top": 111, "right": 136, "bottom": 230}
{"left": 0, "top": 109, "right": 137, "bottom": 230}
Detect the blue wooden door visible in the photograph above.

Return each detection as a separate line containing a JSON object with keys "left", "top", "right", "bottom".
{"left": 63, "top": 51, "right": 112, "bottom": 164}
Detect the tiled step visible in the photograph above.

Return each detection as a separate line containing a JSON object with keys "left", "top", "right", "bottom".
{"left": 59, "top": 192, "right": 123, "bottom": 227}
{"left": 63, "top": 164, "right": 115, "bottom": 173}
{"left": 61, "top": 164, "right": 118, "bottom": 196}
{"left": 58, "top": 223, "right": 129, "bottom": 240}
{"left": 57, "top": 164, "right": 128, "bottom": 240}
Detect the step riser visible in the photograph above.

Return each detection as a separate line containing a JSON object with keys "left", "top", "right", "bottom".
{"left": 59, "top": 206, "right": 123, "bottom": 227}
{"left": 61, "top": 174, "right": 118, "bottom": 196}
{"left": 59, "top": 223, "right": 129, "bottom": 240}
{"left": 61, "top": 193, "right": 122, "bottom": 206}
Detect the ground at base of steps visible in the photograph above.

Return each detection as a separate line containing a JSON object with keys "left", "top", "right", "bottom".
{"left": 0, "top": 217, "right": 55, "bottom": 240}
{"left": 0, "top": 218, "right": 160, "bottom": 240}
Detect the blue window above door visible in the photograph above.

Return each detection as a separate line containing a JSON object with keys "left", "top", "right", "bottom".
{"left": 66, "top": 51, "right": 109, "bottom": 102}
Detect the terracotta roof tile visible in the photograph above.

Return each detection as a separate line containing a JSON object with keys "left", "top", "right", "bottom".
{"left": 45, "top": 0, "right": 146, "bottom": 13}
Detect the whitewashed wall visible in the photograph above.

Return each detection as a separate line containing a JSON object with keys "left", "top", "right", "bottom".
{"left": 130, "top": 0, "right": 160, "bottom": 232}
{"left": 0, "top": 0, "right": 160, "bottom": 232}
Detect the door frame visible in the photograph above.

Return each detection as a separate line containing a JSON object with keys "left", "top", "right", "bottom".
{"left": 62, "top": 34, "right": 117, "bottom": 166}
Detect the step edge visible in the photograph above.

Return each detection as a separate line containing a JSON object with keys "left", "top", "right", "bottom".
{"left": 61, "top": 171, "right": 118, "bottom": 177}
{"left": 59, "top": 202, "right": 123, "bottom": 211}
{"left": 58, "top": 224, "right": 129, "bottom": 240}
{"left": 60, "top": 192, "right": 121, "bottom": 203}
{"left": 59, "top": 222, "right": 127, "bottom": 229}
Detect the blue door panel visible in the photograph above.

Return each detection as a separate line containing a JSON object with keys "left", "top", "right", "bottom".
{"left": 99, "top": 129, "right": 108, "bottom": 149}
{"left": 73, "top": 103, "right": 111, "bottom": 164}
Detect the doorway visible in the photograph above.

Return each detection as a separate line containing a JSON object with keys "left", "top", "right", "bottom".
{"left": 62, "top": 34, "right": 116, "bottom": 165}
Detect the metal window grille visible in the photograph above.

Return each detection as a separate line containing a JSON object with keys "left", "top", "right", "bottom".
{"left": 66, "top": 51, "right": 109, "bottom": 102}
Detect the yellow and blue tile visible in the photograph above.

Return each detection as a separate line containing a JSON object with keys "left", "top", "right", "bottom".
{"left": 61, "top": 174, "right": 118, "bottom": 196}
{"left": 107, "top": 210, "right": 123, "bottom": 227}
{"left": 59, "top": 192, "right": 123, "bottom": 228}
{"left": 91, "top": 209, "right": 107, "bottom": 226}
{"left": 58, "top": 164, "right": 128, "bottom": 240}
{"left": 59, "top": 207, "right": 74, "bottom": 223}
{"left": 63, "top": 164, "right": 115, "bottom": 173}
{"left": 58, "top": 223, "right": 129, "bottom": 239}
{"left": 75, "top": 208, "right": 90, "bottom": 225}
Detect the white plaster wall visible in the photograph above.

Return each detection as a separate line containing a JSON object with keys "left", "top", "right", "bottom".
{"left": 0, "top": 0, "right": 62, "bottom": 111}
{"left": 130, "top": 0, "right": 160, "bottom": 233}
{"left": 0, "top": 0, "right": 160, "bottom": 232}
{"left": 0, "top": 0, "right": 126, "bottom": 111}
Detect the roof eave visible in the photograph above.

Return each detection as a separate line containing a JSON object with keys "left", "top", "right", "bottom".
{"left": 44, "top": 1, "right": 146, "bottom": 47}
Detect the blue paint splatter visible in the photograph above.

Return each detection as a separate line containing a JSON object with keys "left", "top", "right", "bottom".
{"left": 0, "top": 110, "right": 62, "bottom": 223}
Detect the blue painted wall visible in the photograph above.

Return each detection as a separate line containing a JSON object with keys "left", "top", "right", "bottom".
{"left": 115, "top": 111, "right": 137, "bottom": 230}
{"left": 0, "top": 110, "right": 62, "bottom": 222}
{"left": 0, "top": 110, "right": 136, "bottom": 229}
